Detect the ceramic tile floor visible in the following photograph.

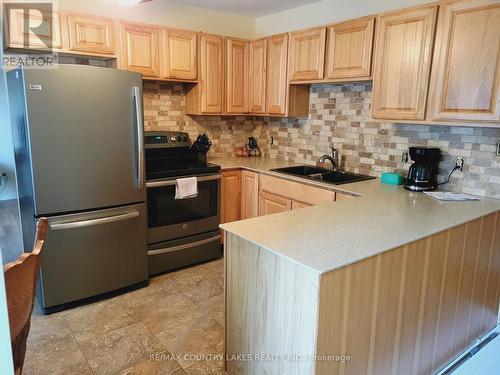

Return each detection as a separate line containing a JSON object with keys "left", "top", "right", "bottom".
{"left": 24, "top": 259, "right": 226, "bottom": 375}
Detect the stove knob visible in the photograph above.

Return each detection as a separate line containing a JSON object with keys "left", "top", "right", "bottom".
{"left": 170, "top": 136, "right": 176, "bottom": 142}
{"left": 182, "top": 135, "right": 188, "bottom": 142}
{"left": 176, "top": 135, "right": 182, "bottom": 142}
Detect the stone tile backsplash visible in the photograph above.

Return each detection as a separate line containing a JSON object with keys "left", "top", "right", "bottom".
{"left": 143, "top": 81, "right": 500, "bottom": 198}
{"left": 143, "top": 82, "right": 259, "bottom": 157}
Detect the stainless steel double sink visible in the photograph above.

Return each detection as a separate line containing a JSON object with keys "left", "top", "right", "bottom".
{"left": 270, "top": 165, "right": 375, "bottom": 185}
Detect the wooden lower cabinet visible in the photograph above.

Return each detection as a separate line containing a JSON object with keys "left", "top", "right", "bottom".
{"left": 259, "top": 191, "right": 292, "bottom": 216}
{"left": 221, "top": 171, "right": 241, "bottom": 224}
{"left": 291, "top": 200, "right": 312, "bottom": 210}
{"left": 335, "top": 193, "right": 354, "bottom": 201}
{"left": 241, "top": 170, "right": 259, "bottom": 219}
{"left": 260, "top": 174, "right": 336, "bottom": 206}
{"left": 222, "top": 169, "right": 342, "bottom": 221}
{"left": 225, "top": 212, "right": 500, "bottom": 375}
{"left": 258, "top": 174, "right": 336, "bottom": 216}
{"left": 220, "top": 170, "right": 241, "bottom": 242}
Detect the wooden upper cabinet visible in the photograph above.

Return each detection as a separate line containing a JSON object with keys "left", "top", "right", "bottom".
{"left": 428, "top": 0, "right": 500, "bottom": 123}
{"left": 226, "top": 38, "right": 249, "bottom": 114}
{"left": 65, "top": 13, "right": 115, "bottom": 55}
{"left": 288, "top": 27, "right": 326, "bottom": 81}
{"left": 120, "top": 22, "right": 160, "bottom": 78}
{"left": 372, "top": 5, "right": 438, "bottom": 120}
{"left": 325, "top": 17, "right": 375, "bottom": 80}
{"left": 266, "top": 33, "right": 288, "bottom": 115}
{"left": 249, "top": 38, "right": 267, "bottom": 114}
{"left": 163, "top": 29, "right": 197, "bottom": 80}
{"left": 200, "top": 33, "right": 224, "bottom": 113}
{"left": 5, "top": 5, "right": 62, "bottom": 50}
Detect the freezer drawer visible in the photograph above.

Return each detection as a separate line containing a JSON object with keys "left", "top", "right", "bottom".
{"left": 39, "top": 203, "right": 148, "bottom": 309}
{"left": 148, "top": 231, "right": 222, "bottom": 276}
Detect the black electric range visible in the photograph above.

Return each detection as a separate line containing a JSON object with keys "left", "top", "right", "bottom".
{"left": 144, "top": 131, "right": 222, "bottom": 276}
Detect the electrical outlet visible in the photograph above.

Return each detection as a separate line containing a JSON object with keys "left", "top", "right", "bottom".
{"left": 402, "top": 151, "right": 409, "bottom": 163}
{"left": 456, "top": 157, "right": 464, "bottom": 172}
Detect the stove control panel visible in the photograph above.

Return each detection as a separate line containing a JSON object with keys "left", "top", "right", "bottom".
{"left": 145, "top": 131, "right": 190, "bottom": 148}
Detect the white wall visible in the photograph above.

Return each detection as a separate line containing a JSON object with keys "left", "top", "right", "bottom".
{"left": 254, "top": 0, "right": 431, "bottom": 37}
{"left": 58, "top": 0, "right": 255, "bottom": 38}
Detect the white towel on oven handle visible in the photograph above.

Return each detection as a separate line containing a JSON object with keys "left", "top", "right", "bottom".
{"left": 175, "top": 177, "right": 198, "bottom": 199}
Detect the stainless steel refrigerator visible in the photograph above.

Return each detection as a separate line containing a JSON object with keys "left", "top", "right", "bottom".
{"left": 7, "top": 65, "right": 148, "bottom": 311}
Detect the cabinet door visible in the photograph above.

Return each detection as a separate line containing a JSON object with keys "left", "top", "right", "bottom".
{"left": 266, "top": 34, "right": 288, "bottom": 115}
{"left": 260, "top": 174, "right": 335, "bottom": 205}
{"left": 428, "top": 1, "right": 500, "bottom": 123}
{"left": 249, "top": 38, "right": 267, "bottom": 114}
{"left": 5, "top": 5, "right": 62, "bottom": 50}
{"left": 226, "top": 38, "right": 249, "bottom": 114}
{"left": 259, "top": 191, "right": 292, "bottom": 216}
{"left": 291, "top": 200, "right": 311, "bottom": 210}
{"left": 200, "top": 34, "right": 224, "bottom": 113}
{"left": 288, "top": 27, "right": 326, "bottom": 81}
{"left": 335, "top": 193, "right": 353, "bottom": 201}
{"left": 241, "top": 170, "right": 259, "bottom": 219}
{"left": 120, "top": 22, "right": 160, "bottom": 78}
{"left": 372, "top": 5, "right": 437, "bottom": 120}
{"left": 325, "top": 17, "right": 375, "bottom": 80}
{"left": 221, "top": 171, "right": 241, "bottom": 224}
{"left": 164, "top": 29, "right": 197, "bottom": 80}
{"left": 66, "top": 13, "right": 115, "bottom": 55}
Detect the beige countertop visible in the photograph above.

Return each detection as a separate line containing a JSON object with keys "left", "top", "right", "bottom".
{"left": 213, "top": 157, "right": 500, "bottom": 274}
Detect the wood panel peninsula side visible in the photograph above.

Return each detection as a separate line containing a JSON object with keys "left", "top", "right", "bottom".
{"left": 221, "top": 176, "right": 500, "bottom": 375}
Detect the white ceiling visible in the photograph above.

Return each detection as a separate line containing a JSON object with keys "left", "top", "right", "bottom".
{"left": 167, "top": 0, "right": 322, "bottom": 17}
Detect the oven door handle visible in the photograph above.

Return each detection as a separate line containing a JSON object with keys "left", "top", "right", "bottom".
{"left": 148, "top": 234, "right": 221, "bottom": 255}
{"left": 146, "top": 174, "right": 221, "bottom": 188}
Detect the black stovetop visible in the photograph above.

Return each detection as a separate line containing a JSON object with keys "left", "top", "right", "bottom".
{"left": 144, "top": 131, "right": 220, "bottom": 181}
{"left": 146, "top": 157, "right": 220, "bottom": 180}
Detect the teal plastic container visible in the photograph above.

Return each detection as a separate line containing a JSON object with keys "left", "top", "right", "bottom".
{"left": 381, "top": 172, "right": 404, "bottom": 185}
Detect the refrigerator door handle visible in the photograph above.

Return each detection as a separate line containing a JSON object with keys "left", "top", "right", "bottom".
{"left": 133, "top": 86, "right": 145, "bottom": 190}
{"left": 50, "top": 211, "right": 139, "bottom": 230}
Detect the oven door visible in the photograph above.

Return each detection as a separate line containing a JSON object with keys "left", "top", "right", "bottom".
{"left": 146, "top": 173, "right": 220, "bottom": 244}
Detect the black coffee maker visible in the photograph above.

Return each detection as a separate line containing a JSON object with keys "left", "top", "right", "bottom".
{"left": 404, "top": 147, "right": 441, "bottom": 192}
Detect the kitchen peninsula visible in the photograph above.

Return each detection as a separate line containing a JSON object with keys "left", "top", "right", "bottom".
{"left": 219, "top": 160, "right": 500, "bottom": 375}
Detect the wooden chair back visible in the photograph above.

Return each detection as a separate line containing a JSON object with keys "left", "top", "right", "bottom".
{"left": 3, "top": 217, "right": 48, "bottom": 345}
